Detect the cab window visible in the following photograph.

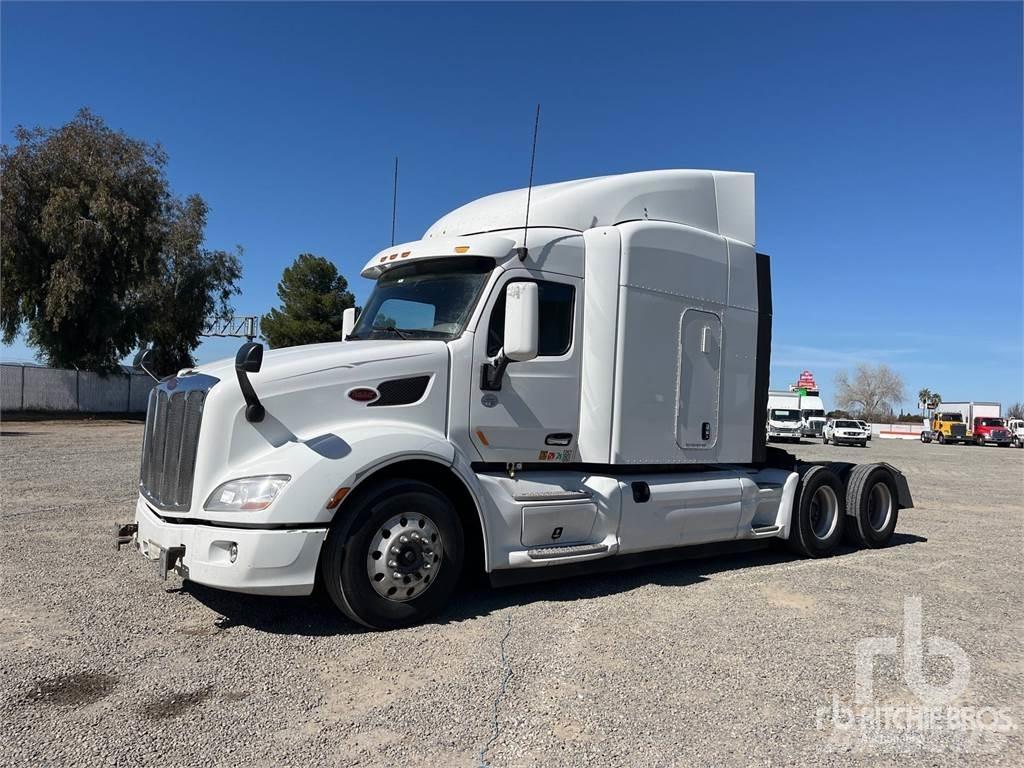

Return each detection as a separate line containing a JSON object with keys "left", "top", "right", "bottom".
{"left": 487, "top": 280, "right": 575, "bottom": 357}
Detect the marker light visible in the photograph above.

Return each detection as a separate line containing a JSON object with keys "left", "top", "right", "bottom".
{"left": 347, "top": 387, "right": 379, "bottom": 403}
{"left": 204, "top": 475, "right": 290, "bottom": 512}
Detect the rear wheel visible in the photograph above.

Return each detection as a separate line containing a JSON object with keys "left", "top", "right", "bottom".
{"left": 844, "top": 464, "right": 899, "bottom": 548}
{"left": 788, "top": 466, "right": 845, "bottom": 557}
{"left": 320, "top": 479, "right": 464, "bottom": 630}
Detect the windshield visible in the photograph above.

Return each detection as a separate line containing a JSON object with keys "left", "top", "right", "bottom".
{"left": 802, "top": 409, "right": 825, "bottom": 418}
{"left": 350, "top": 257, "right": 492, "bottom": 340}
{"left": 835, "top": 420, "right": 859, "bottom": 428}
{"left": 977, "top": 418, "right": 1005, "bottom": 427}
{"left": 770, "top": 409, "right": 800, "bottom": 421}
{"left": 938, "top": 413, "right": 963, "bottom": 422}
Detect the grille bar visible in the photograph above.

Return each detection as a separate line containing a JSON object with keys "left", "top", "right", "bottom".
{"left": 139, "top": 375, "right": 217, "bottom": 511}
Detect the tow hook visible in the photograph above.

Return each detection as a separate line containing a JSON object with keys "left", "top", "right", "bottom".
{"left": 114, "top": 522, "right": 138, "bottom": 551}
{"left": 159, "top": 546, "right": 187, "bottom": 581}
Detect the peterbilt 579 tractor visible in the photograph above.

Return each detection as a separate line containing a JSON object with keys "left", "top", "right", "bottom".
{"left": 117, "top": 170, "right": 913, "bottom": 629}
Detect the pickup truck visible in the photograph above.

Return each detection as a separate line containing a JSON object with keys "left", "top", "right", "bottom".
{"left": 823, "top": 419, "right": 869, "bottom": 447}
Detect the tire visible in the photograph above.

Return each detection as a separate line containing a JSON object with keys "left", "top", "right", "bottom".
{"left": 319, "top": 479, "right": 464, "bottom": 630}
{"left": 787, "top": 466, "right": 846, "bottom": 558}
{"left": 860, "top": 441, "right": 867, "bottom": 448}
{"left": 822, "top": 434, "right": 829, "bottom": 444}
{"left": 937, "top": 433, "right": 946, "bottom": 445}
{"left": 844, "top": 464, "right": 899, "bottom": 548}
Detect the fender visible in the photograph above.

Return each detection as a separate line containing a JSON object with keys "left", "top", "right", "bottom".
{"left": 199, "top": 422, "right": 453, "bottom": 527}
{"left": 335, "top": 441, "right": 493, "bottom": 573}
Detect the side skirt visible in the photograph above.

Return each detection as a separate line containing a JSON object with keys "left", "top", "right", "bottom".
{"left": 487, "top": 538, "right": 772, "bottom": 588}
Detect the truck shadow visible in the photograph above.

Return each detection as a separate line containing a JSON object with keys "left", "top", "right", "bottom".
{"left": 182, "top": 532, "right": 926, "bottom": 637}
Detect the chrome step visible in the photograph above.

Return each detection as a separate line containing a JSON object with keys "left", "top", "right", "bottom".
{"left": 751, "top": 525, "right": 781, "bottom": 535}
{"left": 527, "top": 542, "right": 609, "bottom": 560}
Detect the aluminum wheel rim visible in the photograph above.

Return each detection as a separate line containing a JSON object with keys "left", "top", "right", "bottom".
{"left": 366, "top": 512, "right": 443, "bottom": 602}
{"left": 809, "top": 485, "right": 839, "bottom": 540}
{"left": 867, "top": 482, "right": 893, "bottom": 532}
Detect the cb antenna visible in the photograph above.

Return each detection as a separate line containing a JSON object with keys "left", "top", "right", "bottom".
{"left": 516, "top": 103, "right": 541, "bottom": 261}
{"left": 390, "top": 155, "right": 399, "bottom": 246}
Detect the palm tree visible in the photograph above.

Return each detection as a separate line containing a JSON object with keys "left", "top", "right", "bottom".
{"left": 918, "top": 388, "right": 942, "bottom": 418}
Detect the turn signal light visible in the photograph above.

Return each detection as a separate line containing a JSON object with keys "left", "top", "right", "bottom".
{"left": 326, "top": 486, "right": 351, "bottom": 510}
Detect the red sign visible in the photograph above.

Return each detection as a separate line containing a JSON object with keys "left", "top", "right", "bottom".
{"left": 794, "top": 370, "right": 817, "bottom": 390}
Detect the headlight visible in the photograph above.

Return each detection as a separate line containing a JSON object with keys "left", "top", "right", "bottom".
{"left": 204, "top": 475, "right": 290, "bottom": 512}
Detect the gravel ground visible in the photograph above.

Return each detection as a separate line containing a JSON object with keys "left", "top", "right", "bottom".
{"left": 1, "top": 421, "right": 1021, "bottom": 767}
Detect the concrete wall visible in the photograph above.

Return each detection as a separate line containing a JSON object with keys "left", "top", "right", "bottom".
{"left": 1, "top": 364, "right": 24, "bottom": 411}
{"left": 1, "top": 364, "right": 155, "bottom": 414}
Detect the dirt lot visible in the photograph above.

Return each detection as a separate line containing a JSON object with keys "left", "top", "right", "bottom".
{"left": 1, "top": 421, "right": 1021, "bottom": 767}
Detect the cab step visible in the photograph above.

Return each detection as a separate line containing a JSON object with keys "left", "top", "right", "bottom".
{"left": 527, "top": 542, "right": 609, "bottom": 560}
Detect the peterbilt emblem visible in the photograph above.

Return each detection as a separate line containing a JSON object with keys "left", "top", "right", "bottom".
{"left": 481, "top": 394, "right": 498, "bottom": 408}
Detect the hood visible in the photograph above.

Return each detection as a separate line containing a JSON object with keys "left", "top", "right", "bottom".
{"left": 194, "top": 339, "right": 444, "bottom": 384}
{"left": 192, "top": 339, "right": 451, "bottom": 446}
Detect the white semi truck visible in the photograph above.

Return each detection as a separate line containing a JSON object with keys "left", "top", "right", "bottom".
{"left": 766, "top": 390, "right": 803, "bottom": 442}
{"left": 116, "top": 170, "right": 913, "bottom": 629}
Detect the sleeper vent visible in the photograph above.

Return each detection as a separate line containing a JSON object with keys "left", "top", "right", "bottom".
{"left": 368, "top": 375, "right": 431, "bottom": 407}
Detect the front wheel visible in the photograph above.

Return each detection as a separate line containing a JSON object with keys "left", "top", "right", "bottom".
{"left": 320, "top": 479, "right": 464, "bottom": 630}
{"left": 938, "top": 433, "right": 946, "bottom": 445}
{"left": 822, "top": 435, "right": 829, "bottom": 444}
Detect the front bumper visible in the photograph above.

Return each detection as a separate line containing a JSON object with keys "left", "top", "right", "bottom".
{"left": 831, "top": 434, "right": 868, "bottom": 444}
{"left": 128, "top": 497, "right": 327, "bottom": 596}
{"left": 977, "top": 436, "right": 1011, "bottom": 445}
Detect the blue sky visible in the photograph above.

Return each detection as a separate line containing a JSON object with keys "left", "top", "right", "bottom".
{"left": 3, "top": 1, "right": 1022, "bottom": 410}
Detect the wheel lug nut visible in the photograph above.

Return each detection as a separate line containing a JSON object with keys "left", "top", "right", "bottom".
{"left": 392, "top": 572, "right": 402, "bottom": 579}
{"left": 388, "top": 560, "right": 397, "bottom": 568}
{"left": 423, "top": 563, "right": 432, "bottom": 570}
{"left": 400, "top": 535, "right": 409, "bottom": 543}
{"left": 391, "top": 546, "right": 400, "bottom": 555}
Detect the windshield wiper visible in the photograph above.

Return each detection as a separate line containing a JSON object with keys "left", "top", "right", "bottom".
{"left": 376, "top": 326, "right": 412, "bottom": 340}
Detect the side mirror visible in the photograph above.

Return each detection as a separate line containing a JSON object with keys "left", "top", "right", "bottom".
{"left": 503, "top": 282, "right": 539, "bottom": 362}
{"left": 341, "top": 307, "right": 357, "bottom": 340}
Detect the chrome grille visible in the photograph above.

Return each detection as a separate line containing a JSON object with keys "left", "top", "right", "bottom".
{"left": 139, "top": 374, "right": 217, "bottom": 511}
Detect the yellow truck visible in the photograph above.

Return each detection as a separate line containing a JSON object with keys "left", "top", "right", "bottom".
{"left": 920, "top": 411, "right": 970, "bottom": 445}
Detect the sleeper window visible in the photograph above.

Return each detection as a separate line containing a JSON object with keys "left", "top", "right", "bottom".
{"left": 487, "top": 281, "right": 575, "bottom": 357}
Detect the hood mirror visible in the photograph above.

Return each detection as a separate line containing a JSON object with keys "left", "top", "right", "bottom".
{"left": 133, "top": 346, "right": 159, "bottom": 382}
{"left": 235, "top": 342, "right": 265, "bottom": 422}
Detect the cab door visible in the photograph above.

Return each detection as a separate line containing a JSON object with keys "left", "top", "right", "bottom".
{"left": 468, "top": 270, "right": 582, "bottom": 464}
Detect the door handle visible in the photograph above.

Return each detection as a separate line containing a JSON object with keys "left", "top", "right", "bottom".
{"left": 545, "top": 433, "right": 573, "bottom": 446}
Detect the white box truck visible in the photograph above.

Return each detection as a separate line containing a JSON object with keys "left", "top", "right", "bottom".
{"left": 116, "top": 170, "right": 913, "bottom": 629}
{"left": 766, "top": 390, "right": 803, "bottom": 442}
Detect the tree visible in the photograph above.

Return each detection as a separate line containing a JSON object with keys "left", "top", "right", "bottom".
{"left": 917, "top": 387, "right": 941, "bottom": 413}
{"left": 834, "top": 363, "right": 906, "bottom": 420}
{"left": 1, "top": 108, "right": 241, "bottom": 372}
{"left": 1007, "top": 402, "right": 1024, "bottom": 420}
{"left": 142, "top": 196, "right": 242, "bottom": 374}
{"left": 261, "top": 254, "right": 355, "bottom": 348}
